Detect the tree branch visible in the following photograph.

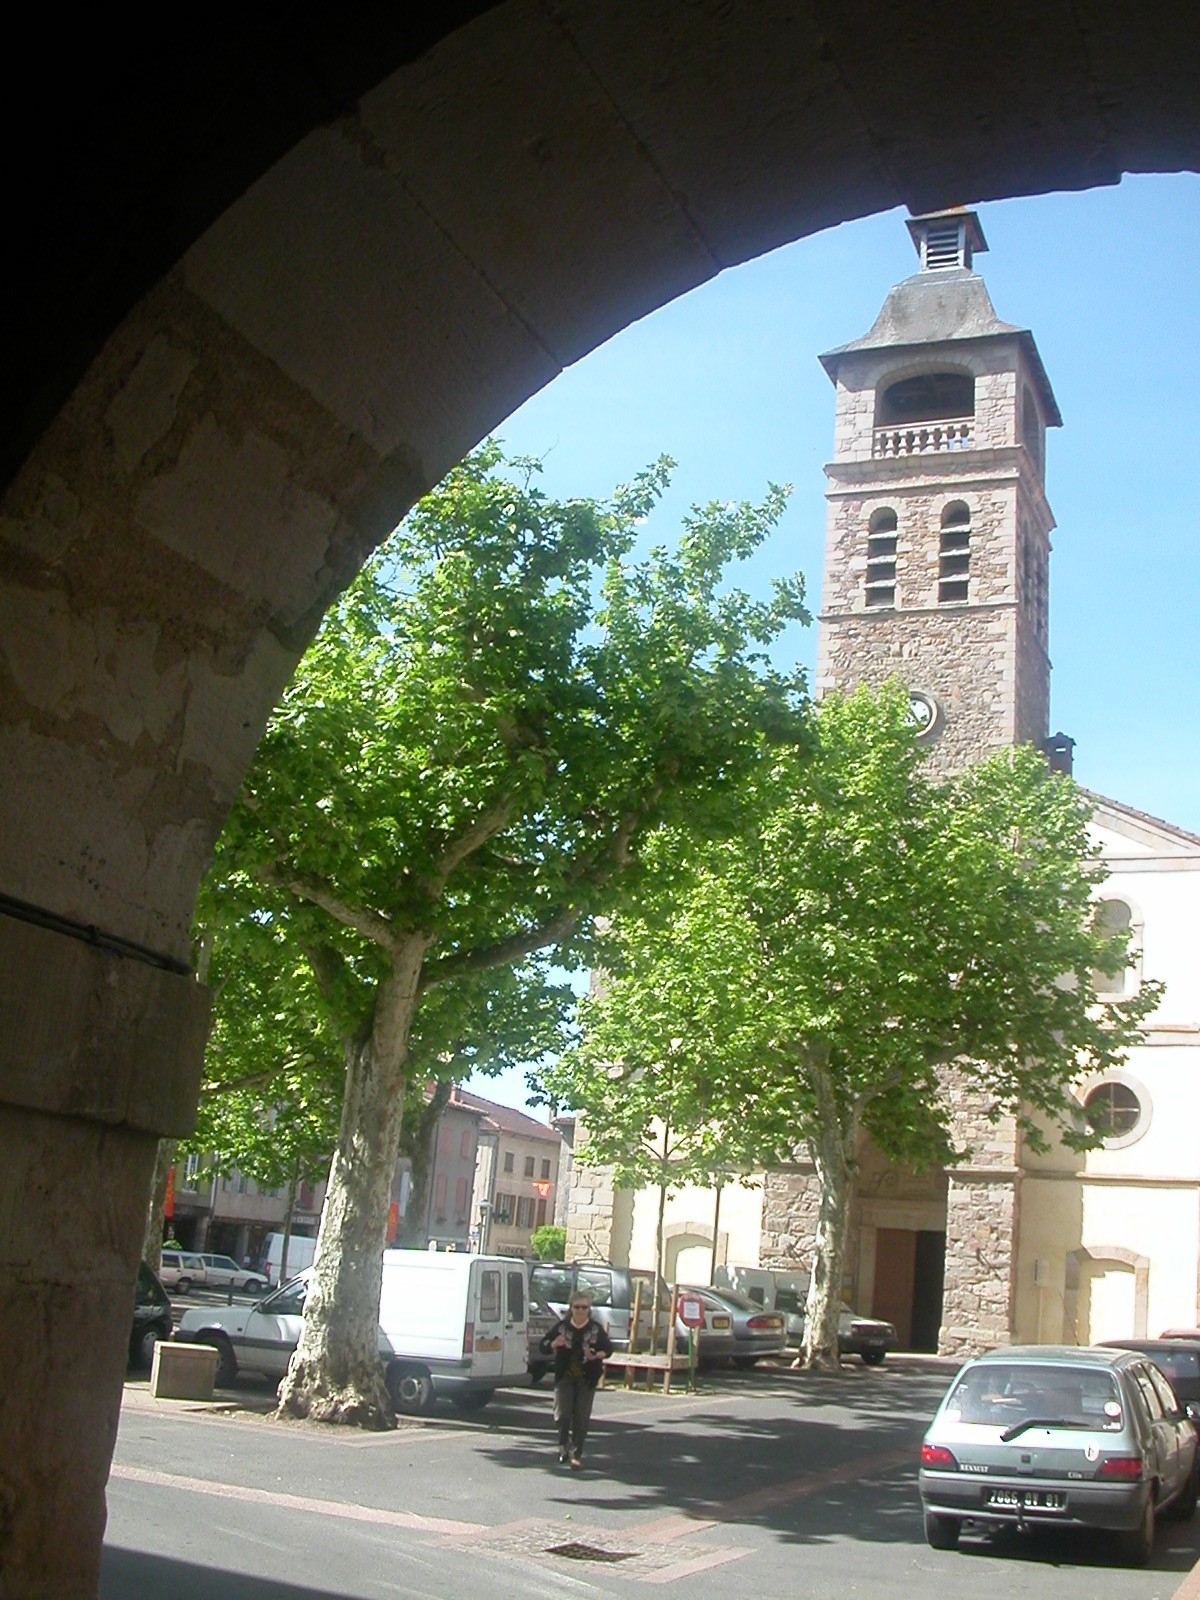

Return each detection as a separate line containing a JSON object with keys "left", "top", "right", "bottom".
{"left": 257, "top": 863, "right": 397, "bottom": 950}
{"left": 417, "top": 805, "right": 644, "bottom": 990}
{"left": 420, "top": 902, "right": 584, "bottom": 990}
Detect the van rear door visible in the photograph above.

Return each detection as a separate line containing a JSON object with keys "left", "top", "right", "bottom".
{"left": 503, "top": 1267, "right": 529, "bottom": 1376}
{"left": 469, "top": 1263, "right": 506, "bottom": 1380}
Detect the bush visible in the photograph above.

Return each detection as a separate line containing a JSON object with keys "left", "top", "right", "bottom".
{"left": 530, "top": 1225, "right": 566, "bottom": 1260}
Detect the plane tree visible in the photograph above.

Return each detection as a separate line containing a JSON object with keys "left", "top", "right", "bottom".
{"left": 542, "top": 684, "right": 1158, "bottom": 1370}
{"left": 209, "top": 442, "right": 809, "bottom": 1425}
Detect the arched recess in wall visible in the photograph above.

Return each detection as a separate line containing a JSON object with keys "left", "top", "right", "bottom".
{"left": 1090, "top": 895, "right": 1145, "bottom": 997}
{"left": 663, "top": 1220, "right": 728, "bottom": 1282}
{"left": 1063, "top": 1246, "right": 1149, "bottom": 1342}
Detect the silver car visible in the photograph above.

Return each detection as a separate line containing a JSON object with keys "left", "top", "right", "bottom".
{"left": 157, "top": 1250, "right": 208, "bottom": 1293}
{"left": 919, "top": 1345, "right": 1199, "bottom": 1565}
{"left": 681, "top": 1284, "right": 787, "bottom": 1366}
{"left": 196, "top": 1252, "right": 267, "bottom": 1293}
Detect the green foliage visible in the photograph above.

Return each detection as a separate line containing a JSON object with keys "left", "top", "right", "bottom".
{"left": 529, "top": 1225, "right": 567, "bottom": 1260}
{"left": 542, "top": 682, "right": 1160, "bottom": 1180}
{"left": 196, "top": 443, "right": 809, "bottom": 1371}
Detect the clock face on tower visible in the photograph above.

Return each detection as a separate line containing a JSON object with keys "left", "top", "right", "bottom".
{"left": 906, "top": 691, "right": 940, "bottom": 739}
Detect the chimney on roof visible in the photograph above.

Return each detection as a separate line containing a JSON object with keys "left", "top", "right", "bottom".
{"left": 1041, "top": 732, "right": 1076, "bottom": 776}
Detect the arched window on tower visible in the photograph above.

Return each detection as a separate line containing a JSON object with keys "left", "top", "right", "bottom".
{"left": 874, "top": 370, "right": 975, "bottom": 457}
{"left": 865, "top": 507, "right": 897, "bottom": 608}
{"left": 938, "top": 502, "right": 970, "bottom": 604}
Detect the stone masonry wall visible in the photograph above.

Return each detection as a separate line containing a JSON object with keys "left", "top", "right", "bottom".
{"left": 938, "top": 1075, "right": 1021, "bottom": 1355}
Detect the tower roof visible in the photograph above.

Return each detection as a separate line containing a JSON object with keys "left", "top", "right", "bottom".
{"left": 819, "top": 208, "right": 1062, "bottom": 427}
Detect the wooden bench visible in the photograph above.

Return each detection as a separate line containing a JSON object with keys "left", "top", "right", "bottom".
{"left": 604, "top": 1351, "right": 691, "bottom": 1393}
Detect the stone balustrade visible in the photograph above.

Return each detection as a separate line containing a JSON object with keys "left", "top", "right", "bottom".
{"left": 872, "top": 418, "right": 973, "bottom": 457}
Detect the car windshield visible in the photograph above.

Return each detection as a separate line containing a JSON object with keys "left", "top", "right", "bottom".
{"left": 529, "top": 1265, "right": 572, "bottom": 1304}
{"left": 946, "top": 1363, "right": 1123, "bottom": 1431}
{"left": 260, "top": 1277, "right": 308, "bottom": 1316}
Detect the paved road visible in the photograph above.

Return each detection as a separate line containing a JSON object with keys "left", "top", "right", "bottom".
{"left": 104, "top": 1362, "right": 1200, "bottom": 1600}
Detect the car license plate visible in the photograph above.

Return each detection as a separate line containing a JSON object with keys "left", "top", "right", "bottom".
{"left": 711, "top": 1315, "right": 731, "bottom": 1329}
{"left": 986, "top": 1488, "right": 1066, "bottom": 1511}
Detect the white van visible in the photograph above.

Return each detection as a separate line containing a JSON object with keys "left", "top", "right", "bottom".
{"left": 178, "top": 1249, "right": 530, "bottom": 1414}
{"left": 257, "top": 1231, "right": 317, "bottom": 1286}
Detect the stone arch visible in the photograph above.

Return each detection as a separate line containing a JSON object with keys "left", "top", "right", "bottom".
{"left": 5, "top": 7, "right": 1200, "bottom": 1592}
{"left": 662, "top": 1219, "right": 729, "bottom": 1282}
{"left": 1063, "top": 1246, "right": 1150, "bottom": 1342}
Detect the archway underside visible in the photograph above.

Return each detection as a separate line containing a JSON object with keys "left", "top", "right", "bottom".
{"left": 2, "top": 4, "right": 1199, "bottom": 1593}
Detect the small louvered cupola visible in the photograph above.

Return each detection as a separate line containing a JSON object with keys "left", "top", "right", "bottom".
{"left": 906, "top": 207, "right": 987, "bottom": 271}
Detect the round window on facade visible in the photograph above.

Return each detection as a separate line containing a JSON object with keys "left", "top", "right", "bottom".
{"left": 1081, "top": 1078, "right": 1148, "bottom": 1148}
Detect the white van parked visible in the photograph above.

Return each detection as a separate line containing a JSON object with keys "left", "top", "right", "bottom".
{"left": 178, "top": 1249, "right": 531, "bottom": 1414}
{"left": 257, "top": 1231, "right": 318, "bottom": 1286}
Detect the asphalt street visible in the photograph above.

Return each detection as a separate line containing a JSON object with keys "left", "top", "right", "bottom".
{"left": 104, "top": 1361, "right": 1200, "bottom": 1600}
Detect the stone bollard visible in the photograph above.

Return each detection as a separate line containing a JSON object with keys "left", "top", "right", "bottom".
{"left": 150, "top": 1339, "right": 218, "bottom": 1400}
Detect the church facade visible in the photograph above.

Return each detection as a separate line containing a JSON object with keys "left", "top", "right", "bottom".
{"left": 564, "top": 210, "right": 1200, "bottom": 1353}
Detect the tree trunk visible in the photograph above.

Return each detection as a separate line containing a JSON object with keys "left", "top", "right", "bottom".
{"left": 142, "top": 1138, "right": 176, "bottom": 1271}
{"left": 797, "top": 1058, "right": 857, "bottom": 1373}
{"left": 396, "top": 1078, "right": 454, "bottom": 1247}
{"left": 276, "top": 939, "right": 427, "bottom": 1427}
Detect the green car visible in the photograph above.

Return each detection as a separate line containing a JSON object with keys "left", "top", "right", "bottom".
{"left": 919, "top": 1345, "right": 1199, "bottom": 1566}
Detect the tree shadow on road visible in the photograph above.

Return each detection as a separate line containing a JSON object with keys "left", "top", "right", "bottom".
{"left": 468, "top": 1369, "right": 1200, "bottom": 1578}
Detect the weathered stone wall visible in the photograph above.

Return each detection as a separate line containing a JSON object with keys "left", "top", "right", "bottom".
{"left": 818, "top": 604, "right": 1018, "bottom": 777}
{"left": 938, "top": 1076, "right": 1021, "bottom": 1354}
{"left": 563, "top": 1150, "right": 633, "bottom": 1266}
{"left": 759, "top": 1167, "right": 822, "bottom": 1272}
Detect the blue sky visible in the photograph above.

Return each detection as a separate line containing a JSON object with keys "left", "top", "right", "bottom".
{"left": 466, "top": 172, "right": 1200, "bottom": 1112}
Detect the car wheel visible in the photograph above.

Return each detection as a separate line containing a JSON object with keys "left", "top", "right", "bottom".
{"left": 860, "top": 1348, "right": 885, "bottom": 1365}
{"left": 387, "top": 1364, "right": 436, "bottom": 1415}
{"left": 732, "top": 1356, "right": 761, "bottom": 1369}
{"left": 1118, "top": 1495, "right": 1155, "bottom": 1566}
{"left": 134, "top": 1323, "right": 166, "bottom": 1370}
{"left": 198, "top": 1333, "right": 238, "bottom": 1387}
{"left": 176, "top": 1277, "right": 192, "bottom": 1295}
{"left": 923, "top": 1510, "right": 961, "bottom": 1550}
{"left": 242, "top": 1278, "right": 265, "bottom": 1294}
{"left": 450, "top": 1388, "right": 494, "bottom": 1414}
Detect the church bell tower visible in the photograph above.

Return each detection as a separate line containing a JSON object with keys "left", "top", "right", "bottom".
{"left": 816, "top": 207, "right": 1061, "bottom": 774}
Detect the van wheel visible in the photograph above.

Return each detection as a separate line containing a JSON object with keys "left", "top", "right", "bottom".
{"left": 923, "top": 1510, "right": 961, "bottom": 1550}
{"left": 450, "top": 1388, "right": 494, "bottom": 1414}
{"left": 388, "top": 1365, "right": 436, "bottom": 1415}
{"left": 1118, "top": 1496, "right": 1155, "bottom": 1566}
{"left": 528, "top": 1363, "right": 549, "bottom": 1386}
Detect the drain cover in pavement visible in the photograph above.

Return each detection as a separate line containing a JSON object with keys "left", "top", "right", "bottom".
{"left": 547, "top": 1542, "right": 637, "bottom": 1563}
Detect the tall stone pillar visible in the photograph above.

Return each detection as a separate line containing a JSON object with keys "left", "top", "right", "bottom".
{"left": 759, "top": 1166, "right": 821, "bottom": 1271}
{"left": 938, "top": 1084, "right": 1021, "bottom": 1356}
{"left": 0, "top": 911, "right": 208, "bottom": 1599}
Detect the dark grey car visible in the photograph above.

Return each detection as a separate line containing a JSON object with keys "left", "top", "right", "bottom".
{"left": 919, "top": 1345, "right": 1199, "bottom": 1566}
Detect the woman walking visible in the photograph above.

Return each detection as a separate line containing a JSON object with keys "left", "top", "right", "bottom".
{"left": 540, "top": 1292, "right": 613, "bottom": 1469}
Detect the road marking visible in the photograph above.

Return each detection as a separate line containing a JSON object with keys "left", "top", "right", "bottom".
{"left": 110, "top": 1437, "right": 919, "bottom": 1586}
{"left": 109, "top": 1465, "right": 488, "bottom": 1538}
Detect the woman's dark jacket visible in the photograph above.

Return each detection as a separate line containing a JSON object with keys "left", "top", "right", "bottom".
{"left": 539, "top": 1315, "right": 614, "bottom": 1387}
